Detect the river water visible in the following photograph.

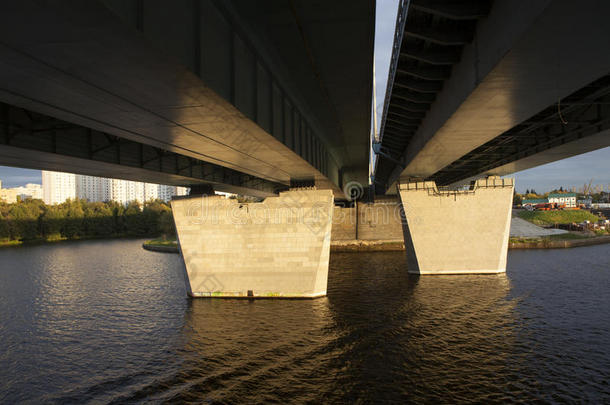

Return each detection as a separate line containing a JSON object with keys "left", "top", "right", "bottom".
{"left": 1, "top": 239, "right": 609, "bottom": 403}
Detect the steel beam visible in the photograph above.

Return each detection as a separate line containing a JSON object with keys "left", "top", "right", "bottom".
{"left": 411, "top": 0, "right": 491, "bottom": 20}
{"left": 0, "top": 102, "right": 284, "bottom": 195}
{"left": 394, "top": 76, "right": 443, "bottom": 93}
{"left": 399, "top": 47, "right": 461, "bottom": 65}
{"left": 404, "top": 23, "right": 473, "bottom": 46}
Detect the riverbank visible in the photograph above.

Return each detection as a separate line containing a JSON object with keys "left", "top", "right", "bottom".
{"left": 142, "top": 238, "right": 180, "bottom": 253}
{"left": 509, "top": 235, "right": 610, "bottom": 249}
{"left": 1, "top": 235, "right": 162, "bottom": 248}
{"left": 143, "top": 238, "right": 406, "bottom": 254}
{"left": 142, "top": 238, "right": 406, "bottom": 254}
{"left": 143, "top": 233, "right": 610, "bottom": 254}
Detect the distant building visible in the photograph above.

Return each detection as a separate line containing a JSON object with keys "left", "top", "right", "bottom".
{"left": 108, "top": 179, "right": 187, "bottom": 205}
{"left": 0, "top": 180, "right": 18, "bottom": 203}
{"left": 76, "top": 175, "right": 111, "bottom": 202}
{"left": 12, "top": 183, "right": 43, "bottom": 200}
{"left": 42, "top": 171, "right": 76, "bottom": 205}
{"left": 577, "top": 196, "right": 592, "bottom": 208}
{"left": 548, "top": 192, "right": 577, "bottom": 208}
{"left": 521, "top": 198, "right": 548, "bottom": 207}
{"left": 42, "top": 170, "right": 188, "bottom": 205}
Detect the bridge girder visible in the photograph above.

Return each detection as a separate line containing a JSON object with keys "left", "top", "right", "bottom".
{"left": 0, "top": 102, "right": 284, "bottom": 197}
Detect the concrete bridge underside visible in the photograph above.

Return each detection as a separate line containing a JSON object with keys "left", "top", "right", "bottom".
{"left": 370, "top": 0, "right": 610, "bottom": 284}
{"left": 375, "top": 0, "right": 610, "bottom": 192}
{"left": 0, "top": 0, "right": 375, "bottom": 196}
{"left": 3, "top": 0, "right": 610, "bottom": 298}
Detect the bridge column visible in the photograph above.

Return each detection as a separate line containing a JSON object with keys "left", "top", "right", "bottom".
{"left": 171, "top": 189, "right": 333, "bottom": 298}
{"left": 397, "top": 176, "right": 514, "bottom": 275}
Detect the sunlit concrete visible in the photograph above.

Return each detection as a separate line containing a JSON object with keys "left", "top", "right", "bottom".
{"left": 398, "top": 177, "right": 514, "bottom": 274}
{"left": 171, "top": 189, "right": 333, "bottom": 298}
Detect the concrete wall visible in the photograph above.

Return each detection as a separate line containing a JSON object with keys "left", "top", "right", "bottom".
{"left": 357, "top": 198, "right": 404, "bottom": 241}
{"left": 331, "top": 197, "right": 403, "bottom": 241}
{"left": 398, "top": 177, "right": 514, "bottom": 274}
{"left": 332, "top": 206, "right": 357, "bottom": 240}
{"left": 171, "top": 189, "right": 333, "bottom": 298}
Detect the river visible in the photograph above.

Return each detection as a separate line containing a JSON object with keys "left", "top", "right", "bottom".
{"left": 1, "top": 239, "right": 609, "bottom": 403}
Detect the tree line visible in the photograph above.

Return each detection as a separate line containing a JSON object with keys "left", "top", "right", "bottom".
{"left": 0, "top": 198, "right": 175, "bottom": 243}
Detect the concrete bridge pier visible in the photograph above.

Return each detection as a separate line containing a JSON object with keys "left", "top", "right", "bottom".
{"left": 397, "top": 177, "right": 514, "bottom": 275}
{"left": 171, "top": 189, "right": 334, "bottom": 298}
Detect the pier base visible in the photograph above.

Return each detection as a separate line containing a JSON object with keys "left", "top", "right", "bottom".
{"left": 398, "top": 177, "right": 514, "bottom": 275}
{"left": 171, "top": 189, "right": 333, "bottom": 298}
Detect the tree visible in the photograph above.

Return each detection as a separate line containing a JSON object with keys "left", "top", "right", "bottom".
{"left": 83, "top": 201, "right": 114, "bottom": 237}
{"left": 41, "top": 205, "right": 64, "bottom": 238}
{"left": 159, "top": 211, "right": 175, "bottom": 237}
{"left": 513, "top": 191, "right": 523, "bottom": 206}
{"left": 61, "top": 199, "right": 85, "bottom": 238}
{"left": 0, "top": 203, "right": 10, "bottom": 241}
{"left": 123, "top": 201, "right": 147, "bottom": 236}
{"left": 0, "top": 198, "right": 174, "bottom": 243}
{"left": 8, "top": 199, "right": 44, "bottom": 240}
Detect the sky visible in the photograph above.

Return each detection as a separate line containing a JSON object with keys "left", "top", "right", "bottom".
{"left": 1, "top": 1, "right": 609, "bottom": 193}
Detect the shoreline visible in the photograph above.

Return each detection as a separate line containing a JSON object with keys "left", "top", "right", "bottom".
{"left": 5, "top": 233, "right": 609, "bottom": 253}
{"left": 0, "top": 235, "right": 156, "bottom": 249}
{"left": 142, "top": 235, "right": 610, "bottom": 254}
{"left": 142, "top": 243, "right": 180, "bottom": 253}
{"left": 509, "top": 235, "right": 610, "bottom": 249}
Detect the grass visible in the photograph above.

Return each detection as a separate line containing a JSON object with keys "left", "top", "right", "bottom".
{"left": 1, "top": 234, "right": 172, "bottom": 249}
{"left": 547, "top": 233, "right": 593, "bottom": 240}
{"left": 0, "top": 235, "right": 67, "bottom": 248}
{"left": 509, "top": 233, "right": 593, "bottom": 244}
{"left": 145, "top": 237, "right": 177, "bottom": 247}
{"left": 0, "top": 239, "right": 23, "bottom": 247}
{"left": 518, "top": 210, "right": 600, "bottom": 226}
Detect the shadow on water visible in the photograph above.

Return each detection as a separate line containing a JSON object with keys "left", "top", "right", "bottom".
{"left": 161, "top": 252, "right": 524, "bottom": 404}
{"left": 2, "top": 241, "right": 609, "bottom": 403}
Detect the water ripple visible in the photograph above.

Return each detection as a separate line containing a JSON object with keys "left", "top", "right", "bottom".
{"left": 1, "top": 240, "right": 609, "bottom": 403}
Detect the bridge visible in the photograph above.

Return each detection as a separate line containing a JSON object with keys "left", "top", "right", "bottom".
{"left": 1, "top": 0, "right": 609, "bottom": 297}
{"left": 0, "top": 0, "right": 373, "bottom": 198}
{"left": 372, "top": 0, "right": 610, "bottom": 276}
{"left": 375, "top": 0, "right": 610, "bottom": 190}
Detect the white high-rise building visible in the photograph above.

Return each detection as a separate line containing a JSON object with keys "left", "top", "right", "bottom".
{"left": 42, "top": 171, "right": 76, "bottom": 205}
{"left": 108, "top": 180, "right": 187, "bottom": 204}
{"left": 162, "top": 185, "right": 188, "bottom": 200}
{"left": 76, "top": 175, "right": 111, "bottom": 202}
{"left": 111, "top": 179, "right": 144, "bottom": 205}
{"left": 42, "top": 170, "right": 189, "bottom": 205}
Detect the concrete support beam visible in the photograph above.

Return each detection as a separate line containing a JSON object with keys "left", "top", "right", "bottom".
{"left": 397, "top": 176, "right": 513, "bottom": 274}
{"left": 171, "top": 189, "right": 333, "bottom": 298}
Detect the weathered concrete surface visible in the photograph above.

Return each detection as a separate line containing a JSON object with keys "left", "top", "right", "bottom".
{"left": 171, "top": 189, "right": 333, "bottom": 298}
{"left": 398, "top": 177, "right": 514, "bottom": 275}
{"left": 332, "top": 197, "right": 404, "bottom": 241}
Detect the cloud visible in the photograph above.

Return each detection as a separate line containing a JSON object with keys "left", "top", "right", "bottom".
{"left": 0, "top": 166, "right": 41, "bottom": 188}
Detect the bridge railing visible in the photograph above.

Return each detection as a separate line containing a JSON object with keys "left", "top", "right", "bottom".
{"left": 374, "top": 0, "right": 410, "bottom": 174}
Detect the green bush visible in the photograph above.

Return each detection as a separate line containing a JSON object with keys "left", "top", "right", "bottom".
{"left": 0, "top": 198, "right": 176, "bottom": 244}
